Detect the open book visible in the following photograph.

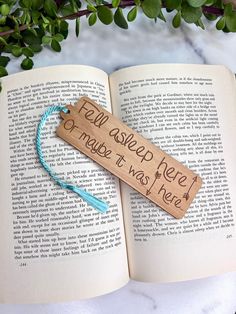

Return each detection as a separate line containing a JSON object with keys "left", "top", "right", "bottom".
{"left": 0, "top": 64, "right": 236, "bottom": 303}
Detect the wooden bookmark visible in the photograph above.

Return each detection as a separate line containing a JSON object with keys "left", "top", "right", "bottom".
{"left": 56, "top": 97, "right": 202, "bottom": 218}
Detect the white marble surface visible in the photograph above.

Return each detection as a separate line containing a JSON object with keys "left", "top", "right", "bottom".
{"left": 1, "top": 12, "right": 236, "bottom": 314}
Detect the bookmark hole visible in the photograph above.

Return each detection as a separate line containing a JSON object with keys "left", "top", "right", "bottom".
{"left": 62, "top": 107, "right": 70, "bottom": 114}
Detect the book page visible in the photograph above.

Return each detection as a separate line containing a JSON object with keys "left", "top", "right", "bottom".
{"left": 0, "top": 65, "right": 129, "bottom": 303}
{"left": 109, "top": 64, "right": 236, "bottom": 282}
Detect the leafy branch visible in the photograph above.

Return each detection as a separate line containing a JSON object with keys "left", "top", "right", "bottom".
{"left": 0, "top": 0, "right": 236, "bottom": 86}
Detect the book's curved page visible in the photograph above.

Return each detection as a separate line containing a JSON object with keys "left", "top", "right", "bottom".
{"left": 0, "top": 65, "right": 128, "bottom": 303}
{"left": 110, "top": 64, "right": 236, "bottom": 282}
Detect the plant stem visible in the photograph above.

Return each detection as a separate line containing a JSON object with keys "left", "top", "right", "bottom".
{"left": 0, "top": 24, "right": 29, "bottom": 37}
{"left": 0, "top": 2, "right": 225, "bottom": 37}
{"left": 202, "top": 6, "right": 224, "bottom": 15}
{"left": 61, "top": 0, "right": 135, "bottom": 20}
{"left": 60, "top": 1, "right": 224, "bottom": 20}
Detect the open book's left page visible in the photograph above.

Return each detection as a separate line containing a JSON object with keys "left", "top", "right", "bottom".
{"left": 0, "top": 65, "right": 129, "bottom": 303}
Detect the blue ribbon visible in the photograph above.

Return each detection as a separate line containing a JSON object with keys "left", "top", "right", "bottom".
{"left": 35, "top": 105, "right": 109, "bottom": 213}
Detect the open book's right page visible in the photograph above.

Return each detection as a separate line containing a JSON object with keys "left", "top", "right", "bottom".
{"left": 109, "top": 64, "right": 236, "bottom": 282}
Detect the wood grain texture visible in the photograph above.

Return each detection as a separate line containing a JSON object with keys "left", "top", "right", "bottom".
{"left": 56, "top": 97, "right": 202, "bottom": 218}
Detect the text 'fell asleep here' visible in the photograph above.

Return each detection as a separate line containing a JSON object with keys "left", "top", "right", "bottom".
{"left": 56, "top": 97, "right": 202, "bottom": 218}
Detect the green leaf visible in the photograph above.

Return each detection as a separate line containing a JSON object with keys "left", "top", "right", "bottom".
{"left": 165, "top": 0, "right": 181, "bottom": 10}
{"left": 196, "top": 17, "right": 205, "bottom": 29}
{"left": 29, "top": 28, "right": 38, "bottom": 37}
{"left": 22, "top": 29, "right": 42, "bottom": 45}
{"left": 70, "top": 0, "right": 77, "bottom": 12}
{"left": 25, "top": 11, "right": 31, "bottom": 24}
{"left": 29, "top": 44, "right": 42, "bottom": 52}
{"left": 12, "top": 16, "right": 20, "bottom": 30}
{"left": 127, "top": 6, "right": 137, "bottom": 22}
{"left": 20, "top": 0, "right": 32, "bottom": 8}
{"left": 21, "top": 57, "right": 34, "bottom": 70}
{"left": 204, "top": 0, "right": 214, "bottom": 5}
{"left": 225, "top": 11, "right": 236, "bottom": 32}
{"left": 134, "top": 0, "right": 141, "bottom": 5}
{"left": 158, "top": 9, "right": 166, "bottom": 22}
{"left": 114, "top": 8, "right": 128, "bottom": 29}
{"left": 87, "top": 4, "right": 97, "bottom": 12}
{"left": 11, "top": 46, "right": 22, "bottom": 57}
{"left": 222, "top": 25, "right": 230, "bottom": 33}
{"left": 97, "top": 6, "right": 113, "bottom": 25}
{"left": 22, "top": 47, "right": 34, "bottom": 57}
{"left": 31, "top": 0, "right": 44, "bottom": 10}
{"left": 21, "top": 11, "right": 27, "bottom": 24}
{"left": 187, "top": 0, "right": 207, "bottom": 8}
{"left": 35, "top": 27, "right": 45, "bottom": 39}
{"left": 3, "top": 45, "right": 12, "bottom": 53}
{"left": 11, "top": 32, "right": 22, "bottom": 40}
{"left": 224, "top": 3, "right": 233, "bottom": 16}
{"left": 0, "top": 16, "right": 6, "bottom": 25}
{"left": 41, "top": 14, "right": 50, "bottom": 24}
{"left": 0, "top": 36, "right": 7, "bottom": 46}
{"left": 216, "top": 16, "right": 225, "bottom": 30}
{"left": 51, "top": 39, "right": 61, "bottom": 52}
{"left": 75, "top": 17, "right": 80, "bottom": 37}
{"left": 112, "top": 0, "right": 120, "bottom": 8}
{"left": 0, "top": 4, "right": 10, "bottom": 16}
{"left": 13, "top": 8, "right": 21, "bottom": 17}
{"left": 0, "top": 56, "right": 10, "bottom": 67}
{"left": 59, "top": 20, "right": 69, "bottom": 38}
{"left": 75, "top": 0, "right": 82, "bottom": 7}
{"left": 0, "top": 66, "right": 8, "bottom": 78}
{"left": 42, "top": 35, "right": 51, "bottom": 44}
{"left": 60, "top": 20, "right": 69, "bottom": 31}
{"left": 181, "top": 3, "right": 202, "bottom": 23}
{"left": 142, "top": 0, "right": 161, "bottom": 19}
{"left": 172, "top": 11, "right": 181, "bottom": 28}
{"left": 88, "top": 12, "right": 97, "bottom": 26}
{"left": 60, "top": 4, "right": 74, "bottom": 15}
{"left": 204, "top": 12, "right": 218, "bottom": 20}
{"left": 32, "top": 10, "right": 40, "bottom": 24}
{"left": 53, "top": 33, "right": 64, "bottom": 42}
{"left": 44, "top": 0, "right": 57, "bottom": 18}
